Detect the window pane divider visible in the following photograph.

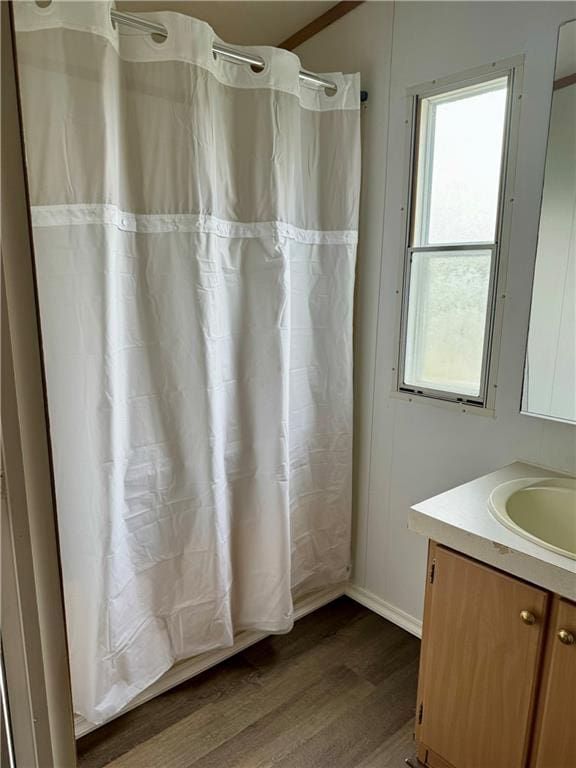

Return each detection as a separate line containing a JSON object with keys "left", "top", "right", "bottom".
{"left": 408, "top": 244, "right": 497, "bottom": 253}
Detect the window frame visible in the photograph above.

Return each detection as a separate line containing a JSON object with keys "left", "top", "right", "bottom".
{"left": 395, "top": 57, "right": 524, "bottom": 412}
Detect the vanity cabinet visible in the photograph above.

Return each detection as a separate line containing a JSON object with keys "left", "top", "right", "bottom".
{"left": 415, "top": 543, "right": 575, "bottom": 768}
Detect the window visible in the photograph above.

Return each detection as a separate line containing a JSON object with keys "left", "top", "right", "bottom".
{"left": 398, "top": 66, "right": 518, "bottom": 407}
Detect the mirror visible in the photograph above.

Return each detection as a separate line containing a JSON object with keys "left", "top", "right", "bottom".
{"left": 522, "top": 20, "right": 576, "bottom": 423}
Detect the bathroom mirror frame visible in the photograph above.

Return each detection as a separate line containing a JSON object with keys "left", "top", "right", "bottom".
{"left": 520, "top": 18, "right": 576, "bottom": 425}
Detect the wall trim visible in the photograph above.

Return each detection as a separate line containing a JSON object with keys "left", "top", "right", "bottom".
{"left": 345, "top": 584, "right": 423, "bottom": 638}
{"left": 75, "top": 583, "right": 346, "bottom": 738}
{"left": 553, "top": 72, "right": 576, "bottom": 91}
{"left": 279, "top": 2, "right": 364, "bottom": 51}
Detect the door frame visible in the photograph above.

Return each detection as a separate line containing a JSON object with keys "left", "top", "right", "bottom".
{"left": 1, "top": 2, "right": 76, "bottom": 765}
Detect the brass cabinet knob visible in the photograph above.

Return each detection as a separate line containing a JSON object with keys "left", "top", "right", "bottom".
{"left": 558, "top": 629, "right": 575, "bottom": 645}
{"left": 520, "top": 610, "right": 536, "bottom": 625}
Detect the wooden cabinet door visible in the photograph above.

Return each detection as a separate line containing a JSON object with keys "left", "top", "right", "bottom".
{"left": 418, "top": 545, "right": 549, "bottom": 768}
{"left": 531, "top": 597, "right": 576, "bottom": 767}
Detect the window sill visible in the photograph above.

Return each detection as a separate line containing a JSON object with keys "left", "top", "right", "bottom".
{"left": 390, "top": 388, "right": 496, "bottom": 418}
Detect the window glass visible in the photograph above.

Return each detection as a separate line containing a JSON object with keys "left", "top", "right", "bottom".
{"left": 412, "top": 78, "right": 508, "bottom": 246}
{"left": 404, "top": 250, "right": 492, "bottom": 397}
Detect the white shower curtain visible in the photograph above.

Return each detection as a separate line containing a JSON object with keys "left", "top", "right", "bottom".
{"left": 14, "top": 1, "right": 360, "bottom": 725}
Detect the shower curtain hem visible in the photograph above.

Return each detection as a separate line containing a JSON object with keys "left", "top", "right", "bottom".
{"left": 82, "top": 616, "right": 295, "bottom": 724}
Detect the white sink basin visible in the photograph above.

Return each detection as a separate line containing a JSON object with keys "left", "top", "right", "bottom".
{"left": 489, "top": 477, "right": 576, "bottom": 560}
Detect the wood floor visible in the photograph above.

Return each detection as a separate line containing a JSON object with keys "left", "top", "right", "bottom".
{"left": 77, "top": 597, "right": 420, "bottom": 768}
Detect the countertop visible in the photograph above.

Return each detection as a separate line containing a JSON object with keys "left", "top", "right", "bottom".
{"left": 409, "top": 461, "right": 576, "bottom": 600}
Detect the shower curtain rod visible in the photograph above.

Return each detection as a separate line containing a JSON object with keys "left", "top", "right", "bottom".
{"left": 110, "top": 9, "right": 339, "bottom": 94}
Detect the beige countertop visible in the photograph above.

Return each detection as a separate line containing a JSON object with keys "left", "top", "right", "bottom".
{"left": 409, "top": 461, "right": 576, "bottom": 600}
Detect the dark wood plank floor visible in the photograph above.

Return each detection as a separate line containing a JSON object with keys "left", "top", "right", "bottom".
{"left": 77, "top": 597, "right": 420, "bottom": 768}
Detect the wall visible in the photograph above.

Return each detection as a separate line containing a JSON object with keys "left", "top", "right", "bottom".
{"left": 296, "top": 1, "right": 576, "bottom": 631}
{"left": 116, "top": 1, "right": 337, "bottom": 46}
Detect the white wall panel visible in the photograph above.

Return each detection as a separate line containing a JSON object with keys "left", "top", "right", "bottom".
{"left": 297, "top": 1, "right": 576, "bottom": 629}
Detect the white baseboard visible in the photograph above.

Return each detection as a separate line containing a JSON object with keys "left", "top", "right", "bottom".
{"left": 344, "top": 584, "right": 422, "bottom": 638}
{"left": 74, "top": 583, "right": 345, "bottom": 739}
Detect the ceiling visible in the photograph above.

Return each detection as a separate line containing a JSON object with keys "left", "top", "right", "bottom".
{"left": 115, "top": 1, "right": 339, "bottom": 47}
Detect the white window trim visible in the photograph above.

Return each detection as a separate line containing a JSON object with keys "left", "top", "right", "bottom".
{"left": 393, "top": 56, "right": 524, "bottom": 416}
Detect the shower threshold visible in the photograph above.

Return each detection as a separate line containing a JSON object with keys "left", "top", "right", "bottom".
{"left": 74, "top": 583, "right": 346, "bottom": 738}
